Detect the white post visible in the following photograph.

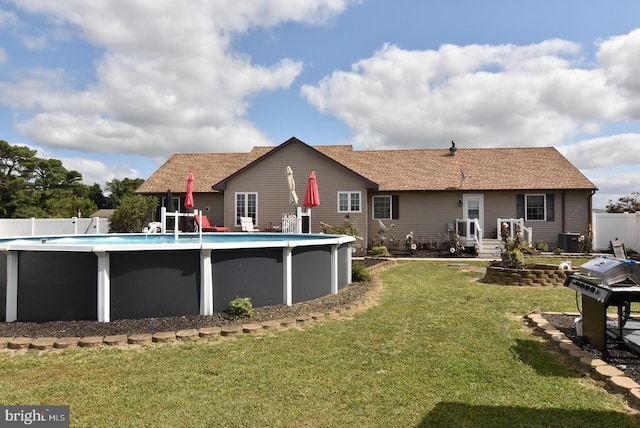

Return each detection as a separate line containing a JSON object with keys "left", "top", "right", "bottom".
{"left": 331, "top": 245, "right": 338, "bottom": 294}
{"left": 5, "top": 251, "right": 18, "bottom": 322}
{"left": 283, "top": 247, "right": 293, "bottom": 305}
{"left": 95, "top": 250, "right": 110, "bottom": 322}
{"left": 296, "top": 207, "right": 302, "bottom": 234}
{"left": 346, "top": 243, "right": 353, "bottom": 285}
{"left": 161, "top": 207, "right": 167, "bottom": 234}
{"left": 200, "top": 248, "right": 213, "bottom": 315}
{"left": 174, "top": 211, "right": 179, "bottom": 240}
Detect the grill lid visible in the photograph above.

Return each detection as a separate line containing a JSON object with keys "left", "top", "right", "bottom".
{"left": 578, "top": 257, "right": 639, "bottom": 286}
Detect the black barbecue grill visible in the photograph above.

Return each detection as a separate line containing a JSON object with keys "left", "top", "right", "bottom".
{"left": 563, "top": 243, "right": 640, "bottom": 358}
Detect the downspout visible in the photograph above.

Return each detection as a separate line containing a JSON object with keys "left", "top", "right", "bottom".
{"left": 589, "top": 188, "right": 596, "bottom": 232}
{"left": 562, "top": 190, "right": 566, "bottom": 233}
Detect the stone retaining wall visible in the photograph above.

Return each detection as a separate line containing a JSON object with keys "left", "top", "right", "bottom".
{"left": 482, "top": 264, "right": 574, "bottom": 286}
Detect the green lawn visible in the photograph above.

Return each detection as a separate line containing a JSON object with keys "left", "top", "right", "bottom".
{"left": 1, "top": 259, "right": 639, "bottom": 427}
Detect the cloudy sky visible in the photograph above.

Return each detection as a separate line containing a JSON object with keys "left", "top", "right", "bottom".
{"left": 0, "top": 0, "right": 639, "bottom": 209}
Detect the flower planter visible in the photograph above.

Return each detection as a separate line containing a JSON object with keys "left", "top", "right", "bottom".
{"left": 482, "top": 264, "right": 574, "bottom": 287}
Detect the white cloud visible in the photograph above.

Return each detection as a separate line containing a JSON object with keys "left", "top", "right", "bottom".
{"left": 0, "top": 8, "right": 17, "bottom": 28}
{"left": 60, "top": 157, "right": 141, "bottom": 187}
{"left": 32, "top": 145, "right": 141, "bottom": 186}
{"left": 0, "top": 0, "right": 351, "bottom": 156}
{"left": 590, "top": 172, "right": 640, "bottom": 209}
{"left": 557, "top": 134, "right": 640, "bottom": 170}
{"left": 597, "top": 28, "right": 640, "bottom": 105}
{"left": 301, "top": 39, "right": 637, "bottom": 150}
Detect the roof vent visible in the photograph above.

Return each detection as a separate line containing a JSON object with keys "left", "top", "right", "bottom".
{"left": 449, "top": 141, "right": 457, "bottom": 156}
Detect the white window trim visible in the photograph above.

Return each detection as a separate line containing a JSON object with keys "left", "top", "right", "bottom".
{"left": 525, "top": 193, "right": 546, "bottom": 221}
{"left": 337, "top": 191, "right": 362, "bottom": 213}
{"left": 235, "top": 192, "right": 258, "bottom": 226}
{"left": 372, "top": 195, "right": 392, "bottom": 220}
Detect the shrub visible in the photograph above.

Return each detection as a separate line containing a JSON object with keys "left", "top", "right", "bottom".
{"left": 553, "top": 248, "right": 564, "bottom": 255}
{"left": 578, "top": 227, "right": 593, "bottom": 254}
{"left": 370, "top": 246, "right": 391, "bottom": 257}
{"left": 499, "top": 222, "right": 524, "bottom": 269}
{"left": 227, "top": 297, "right": 253, "bottom": 319}
{"left": 500, "top": 249, "right": 525, "bottom": 269}
{"left": 321, "top": 220, "right": 360, "bottom": 238}
{"left": 352, "top": 262, "right": 370, "bottom": 282}
{"left": 109, "top": 194, "right": 159, "bottom": 233}
{"left": 534, "top": 240, "right": 549, "bottom": 252}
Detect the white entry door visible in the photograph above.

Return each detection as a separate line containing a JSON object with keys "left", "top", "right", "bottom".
{"left": 463, "top": 194, "right": 484, "bottom": 239}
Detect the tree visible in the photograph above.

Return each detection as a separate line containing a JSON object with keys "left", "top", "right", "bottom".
{"left": 0, "top": 139, "right": 147, "bottom": 218}
{"left": 105, "top": 177, "right": 145, "bottom": 208}
{"left": 109, "top": 194, "right": 158, "bottom": 233}
{"left": 0, "top": 140, "right": 38, "bottom": 217}
{"left": 87, "top": 183, "right": 109, "bottom": 209}
{"left": 606, "top": 192, "right": 640, "bottom": 213}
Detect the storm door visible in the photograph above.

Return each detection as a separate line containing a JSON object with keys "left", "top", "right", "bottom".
{"left": 462, "top": 194, "right": 484, "bottom": 239}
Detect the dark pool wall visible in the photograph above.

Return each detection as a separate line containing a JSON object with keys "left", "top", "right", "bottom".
{"left": 110, "top": 251, "right": 200, "bottom": 320}
{"left": 18, "top": 252, "right": 98, "bottom": 322}
{"left": 212, "top": 248, "right": 283, "bottom": 313}
{"left": 1, "top": 239, "right": 353, "bottom": 322}
{"left": 292, "top": 245, "right": 332, "bottom": 303}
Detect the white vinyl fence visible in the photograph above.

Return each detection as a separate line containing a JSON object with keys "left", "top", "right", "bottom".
{"left": 592, "top": 211, "right": 640, "bottom": 252}
{"left": 0, "top": 217, "right": 109, "bottom": 238}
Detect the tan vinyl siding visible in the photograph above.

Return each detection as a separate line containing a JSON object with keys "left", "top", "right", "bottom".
{"left": 222, "top": 142, "right": 370, "bottom": 239}
{"left": 562, "top": 191, "right": 592, "bottom": 233}
{"left": 368, "top": 191, "right": 468, "bottom": 248}
{"left": 484, "top": 190, "right": 592, "bottom": 248}
{"left": 196, "top": 194, "right": 225, "bottom": 227}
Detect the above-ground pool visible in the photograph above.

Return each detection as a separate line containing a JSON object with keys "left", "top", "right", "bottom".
{"left": 0, "top": 233, "right": 355, "bottom": 323}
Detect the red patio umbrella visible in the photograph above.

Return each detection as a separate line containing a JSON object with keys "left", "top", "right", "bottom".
{"left": 184, "top": 171, "right": 195, "bottom": 210}
{"left": 303, "top": 170, "right": 319, "bottom": 233}
{"left": 184, "top": 171, "right": 195, "bottom": 231}
{"left": 303, "top": 170, "right": 319, "bottom": 208}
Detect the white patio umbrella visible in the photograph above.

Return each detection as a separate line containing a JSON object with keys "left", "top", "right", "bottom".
{"left": 286, "top": 166, "right": 299, "bottom": 205}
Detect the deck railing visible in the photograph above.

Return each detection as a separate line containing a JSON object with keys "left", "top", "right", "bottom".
{"left": 497, "top": 218, "right": 533, "bottom": 244}
{"left": 455, "top": 218, "right": 483, "bottom": 254}
{"left": 281, "top": 216, "right": 301, "bottom": 234}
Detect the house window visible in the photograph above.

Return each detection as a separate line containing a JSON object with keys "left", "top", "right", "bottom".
{"left": 373, "top": 195, "right": 399, "bottom": 220}
{"left": 162, "top": 196, "right": 181, "bottom": 212}
{"left": 517, "top": 193, "right": 555, "bottom": 222}
{"left": 338, "top": 191, "right": 361, "bottom": 213}
{"left": 236, "top": 192, "right": 257, "bottom": 226}
{"left": 525, "top": 194, "right": 546, "bottom": 221}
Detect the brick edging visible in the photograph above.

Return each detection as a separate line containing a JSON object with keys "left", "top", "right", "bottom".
{"left": 0, "top": 263, "right": 392, "bottom": 355}
{"left": 526, "top": 311, "right": 640, "bottom": 410}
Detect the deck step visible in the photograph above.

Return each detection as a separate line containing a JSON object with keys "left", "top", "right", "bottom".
{"left": 478, "top": 239, "right": 503, "bottom": 258}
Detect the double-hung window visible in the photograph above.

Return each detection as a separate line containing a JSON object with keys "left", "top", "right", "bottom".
{"left": 338, "top": 191, "right": 361, "bottom": 213}
{"left": 517, "top": 194, "right": 554, "bottom": 222}
{"left": 373, "top": 195, "right": 399, "bottom": 220}
{"left": 236, "top": 192, "right": 257, "bottom": 226}
{"left": 525, "top": 194, "right": 546, "bottom": 221}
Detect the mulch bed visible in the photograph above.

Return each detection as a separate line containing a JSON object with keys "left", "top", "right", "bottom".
{"left": 543, "top": 313, "right": 640, "bottom": 385}
{"left": 0, "top": 280, "right": 376, "bottom": 339}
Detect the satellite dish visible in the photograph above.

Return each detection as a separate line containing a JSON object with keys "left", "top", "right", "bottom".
{"left": 378, "top": 219, "right": 388, "bottom": 233}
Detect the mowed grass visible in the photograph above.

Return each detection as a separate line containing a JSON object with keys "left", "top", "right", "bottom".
{"left": 1, "top": 259, "right": 639, "bottom": 427}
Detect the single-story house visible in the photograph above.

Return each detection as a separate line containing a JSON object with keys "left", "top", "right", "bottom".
{"left": 136, "top": 137, "right": 597, "bottom": 253}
